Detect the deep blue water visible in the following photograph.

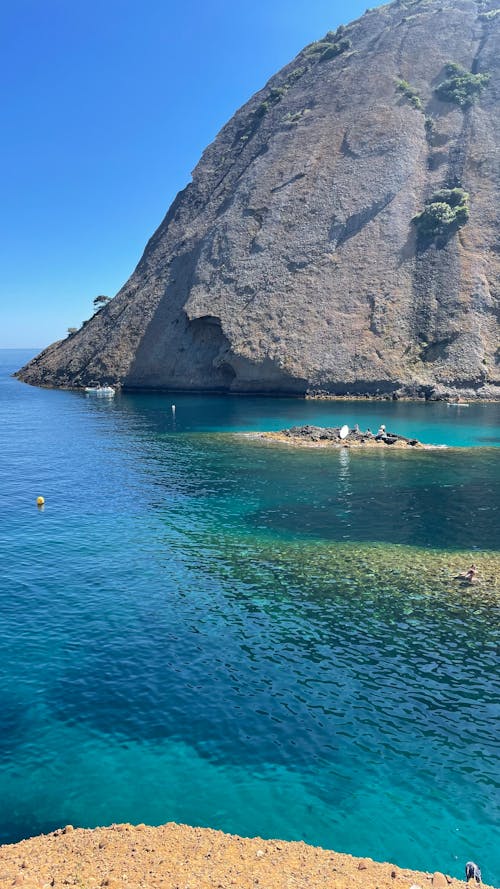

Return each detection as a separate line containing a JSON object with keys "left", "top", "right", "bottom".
{"left": 1, "top": 349, "right": 499, "bottom": 883}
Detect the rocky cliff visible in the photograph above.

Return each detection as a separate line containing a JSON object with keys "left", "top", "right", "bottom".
{"left": 17, "top": 0, "right": 500, "bottom": 398}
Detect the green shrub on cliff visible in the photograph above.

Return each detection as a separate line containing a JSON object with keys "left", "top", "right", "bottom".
{"left": 304, "top": 36, "right": 351, "bottom": 61}
{"left": 255, "top": 101, "right": 270, "bottom": 118}
{"left": 424, "top": 115, "right": 435, "bottom": 135}
{"left": 269, "top": 87, "right": 286, "bottom": 102}
{"left": 325, "top": 24, "right": 347, "bottom": 40}
{"left": 285, "top": 66, "right": 306, "bottom": 86}
{"left": 396, "top": 78, "right": 423, "bottom": 109}
{"left": 283, "top": 110, "right": 307, "bottom": 125}
{"left": 255, "top": 86, "right": 287, "bottom": 119}
{"left": 431, "top": 187, "right": 469, "bottom": 208}
{"left": 318, "top": 38, "right": 352, "bottom": 61}
{"left": 435, "top": 62, "right": 490, "bottom": 108}
{"left": 413, "top": 187, "right": 469, "bottom": 239}
{"left": 415, "top": 202, "right": 457, "bottom": 233}
{"left": 93, "top": 294, "right": 111, "bottom": 310}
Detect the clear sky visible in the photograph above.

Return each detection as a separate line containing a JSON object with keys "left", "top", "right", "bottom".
{"left": 1, "top": 0, "right": 385, "bottom": 349}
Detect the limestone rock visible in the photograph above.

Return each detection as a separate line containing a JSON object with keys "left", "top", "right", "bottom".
{"left": 17, "top": 0, "right": 500, "bottom": 399}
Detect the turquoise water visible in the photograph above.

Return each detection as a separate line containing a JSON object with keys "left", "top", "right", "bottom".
{"left": 1, "top": 350, "right": 499, "bottom": 883}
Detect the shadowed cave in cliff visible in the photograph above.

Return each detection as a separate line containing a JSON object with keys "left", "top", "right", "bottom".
{"left": 124, "top": 312, "right": 309, "bottom": 394}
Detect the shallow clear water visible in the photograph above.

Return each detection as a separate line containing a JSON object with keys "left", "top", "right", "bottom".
{"left": 1, "top": 350, "right": 499, "bottom": 883}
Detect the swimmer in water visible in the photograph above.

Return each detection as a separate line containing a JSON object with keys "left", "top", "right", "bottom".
{"left": 456, "top": 564, "right": 478, "bottom": 583}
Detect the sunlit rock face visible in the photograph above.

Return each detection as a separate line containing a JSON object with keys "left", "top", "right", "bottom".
{"left": 17, "top": 0, "right": 500, "bottom": 399}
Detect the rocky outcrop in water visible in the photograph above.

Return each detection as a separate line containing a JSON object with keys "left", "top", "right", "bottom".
{"left": 252, "top": 424, "right": 425, "bottom": 448}
{"left": 17, "top": 0, "right": 500, "bottom": 399}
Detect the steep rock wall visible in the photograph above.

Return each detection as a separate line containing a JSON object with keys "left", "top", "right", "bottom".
{"left": 18, "top": 0, "right": 500, "bottom": 398}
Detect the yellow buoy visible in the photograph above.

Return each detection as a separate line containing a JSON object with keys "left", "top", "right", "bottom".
{"left": 36, "top": 496, "right": 45, "bottom": 507}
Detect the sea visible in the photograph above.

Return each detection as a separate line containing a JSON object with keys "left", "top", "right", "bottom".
{"left": 1, "top": 348, "right": 499, "bottom": 883}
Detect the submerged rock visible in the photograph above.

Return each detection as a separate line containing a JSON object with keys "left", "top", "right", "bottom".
{"left": 17, "top": 0, "right": 500, "bottom": 399}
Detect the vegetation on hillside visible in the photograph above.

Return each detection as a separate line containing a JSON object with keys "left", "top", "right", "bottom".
{"left": 413, "top": 187, "right": 469, "bottom": 241}
{"left": 435, "top": 62, "right": 490, "bottom": 107}
{"left": 396, "top": 78, "right": 423, "bottom": 110}
{"left": 304, "top": 26, "right": 352, "bottom": 63}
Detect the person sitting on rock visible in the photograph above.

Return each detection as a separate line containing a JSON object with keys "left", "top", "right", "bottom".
{"left": 456, "top": 564, "right": 478, "bottom": 583}
{"left": 465, "top": 861, "right": 482, "bottom": 884}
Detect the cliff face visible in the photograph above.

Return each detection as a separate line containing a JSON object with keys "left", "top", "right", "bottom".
{"left": 18, "top": 0, "right": 500, "bottom": 398}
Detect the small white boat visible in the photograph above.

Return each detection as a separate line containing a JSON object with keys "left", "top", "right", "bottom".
{"left": 84, "top": 385, "right": 115, "bottom": 397}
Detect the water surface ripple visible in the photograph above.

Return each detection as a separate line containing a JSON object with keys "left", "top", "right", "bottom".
{"left": 0, "top": 351, "right": 499, "bottom": 884}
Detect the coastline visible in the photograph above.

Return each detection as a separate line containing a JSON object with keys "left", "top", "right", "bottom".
{"left": 12, "top": 375, "right": 500, "bottom": 403}
{"left": 304, "top": 394, "right": 500, "bottom": 404}
{"left": 0, "top": 822, "right": 493, "bottom": 889}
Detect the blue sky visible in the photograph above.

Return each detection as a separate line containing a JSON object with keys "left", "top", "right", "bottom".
{"left": 1, "top": 0, "right": 384, "bottom": 348}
